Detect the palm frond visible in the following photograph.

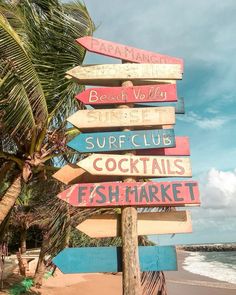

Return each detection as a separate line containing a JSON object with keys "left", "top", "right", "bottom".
{"left": 0, "top": 13, "right": 48, "bottom": 136}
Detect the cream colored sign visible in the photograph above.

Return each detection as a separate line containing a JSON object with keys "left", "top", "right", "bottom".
{"left": 67, "top": 107, "right": 175, "bottom": 130}
{"left": 77, "top": 211, "right": 192, "bottom": 238}
{"left": 77, "top": 154, "right": 192, "bottom": 177}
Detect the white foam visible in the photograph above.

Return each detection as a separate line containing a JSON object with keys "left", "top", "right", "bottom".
{"left": 183, "top": 252, "right": 236, "bottom": 284}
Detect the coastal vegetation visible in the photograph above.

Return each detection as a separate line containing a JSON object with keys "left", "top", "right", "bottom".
{"left": 0, "top": 1, "right": 167, "bottom": 293}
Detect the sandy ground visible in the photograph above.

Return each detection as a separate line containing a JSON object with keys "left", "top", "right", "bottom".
{"left": 1, "top": 250, "right": 236, "bottom": 294}
{"left": 165, "top": 251, "right": 236, "bottom": 295}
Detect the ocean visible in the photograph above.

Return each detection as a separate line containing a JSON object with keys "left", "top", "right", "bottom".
{"left": 183, "top": 251, "right": 236, "bottom": 284}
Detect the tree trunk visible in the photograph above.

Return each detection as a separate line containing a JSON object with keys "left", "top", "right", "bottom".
{"left": 0, "top": 162, "right": 14, "bottom": 184}
{"left": 34, "top": 235, "right": 47, "bottom": 288}
{"left": 20, "top": 227, "right": 27, "bottom": 254}
{"left": 0, "top": 175, "right": 21, "bottom": 225}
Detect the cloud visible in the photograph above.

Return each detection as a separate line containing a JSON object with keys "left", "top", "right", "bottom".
{"left": 189, "top": 168, "right": 236, "bottom": 237}
{"left": 199, "top": 168, "right": 236, "bottom": 210}
{"left": 177, "top": 111, "right": 232, "bottom": 129}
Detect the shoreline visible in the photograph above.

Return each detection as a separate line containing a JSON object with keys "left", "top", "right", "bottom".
{"left": 1, "top": 250, "right": 236, "bottom": 294}
{"left": 165, "top": 250, "right": 236, "bottom": 295}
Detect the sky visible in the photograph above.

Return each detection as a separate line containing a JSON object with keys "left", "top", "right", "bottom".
{"left": 69, "top": 0, "right": 236, "bottom": 244}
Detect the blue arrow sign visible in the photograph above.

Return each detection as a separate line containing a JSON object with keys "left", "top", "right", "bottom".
{"left": 53, "top": 246, "right": 177, "bottom": 273}
{"left": 134, "top": 97, "right": 185, "bottom": 114}
{"left": 67, "top": 128, "right": 175, "bottom": 153}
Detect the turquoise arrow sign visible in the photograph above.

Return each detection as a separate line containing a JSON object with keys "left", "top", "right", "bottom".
{"left": 67, "top": 128, "right": 175, "bottom": 153}
{"left": 53, "top": 246, "right": 177, "bottom": 273}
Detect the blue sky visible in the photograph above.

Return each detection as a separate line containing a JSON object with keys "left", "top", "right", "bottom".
{"left": 70, "top": 0, "right": 236, "bottom": 244}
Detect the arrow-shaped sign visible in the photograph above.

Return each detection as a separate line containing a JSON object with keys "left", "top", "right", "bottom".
{"left": 77, "top": 154, "right": 192, "bottom": 177}
{"left": 77, "top": 211, "right": 192, "bottom": 238}
{"left": 66, "top": 64, "right": 182, "bottom": 86}
{"left": 53, "top": 137, "right": 191, "bottom": 185}
{"left": 77, "top": 36, "right": 184, "bottom": 71}
{"left": 89, "top": 97, "right": 185, "bottom": 114}
{"left": 138, "top": 136, "right": 190, "bottom": 156}
{"left": 53, "top": 164, "right": 122, "bottom": 185}
{"left": 67, "top": 106, "right": 175, "bottom": 131}
{"left": 67, "top": 129, "right": 175, "bottom": 153}
{"left": 57, "top": 180, "right": 200, "bottom": 207}
{"left": 135, "top": 97, "right": 185, "bottom": 114}
{"left": 53, "top": 246, "right": 177, "bottom": 273}
{"left": 76, "top": 84, "right": 177, "bottom": 105}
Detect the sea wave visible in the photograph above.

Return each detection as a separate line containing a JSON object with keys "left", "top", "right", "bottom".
{"left": 183, "top": 252, "right": 236, "bottom": 284}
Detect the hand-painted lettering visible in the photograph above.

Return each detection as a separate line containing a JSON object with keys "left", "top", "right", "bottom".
{"left": 172, "top": 183, "right": 183, "bottom": 201}
{"left": 93, "top": 157, "right": 102, "bottom": 171}
{"left": 95, "top": 186, "right": 106, "bottom": 203}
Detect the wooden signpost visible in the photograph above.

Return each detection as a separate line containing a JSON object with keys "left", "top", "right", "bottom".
{"left": 53, "top": 36, "right": 200, "bottom": 295}
{"left": 137, "top": 136, "right": 190, "bottom": 156}
{"left": 67, "top": 128, "right": 175, "bottom": 153}
{"left": 77, "top": 36, "right": 184, "bottom": 71}
{"left": 66, "top": 64, "right": 182, "bottom": 85}
{"left": 90, "top": 97, "right": 185, "bottom": 115}
{"left": 135, "top": 96, "right": 185, "bottom": 114}
{"left": 53, "top": 246, "right": 177, "bottom": 273}
{"left": 76, "top": 84, "right": 178, "bottom": 105}
{"left": 53, "top": 164, "right": 122, "bottom": 185}
{"left": 57, "top": 181, "right": 200, "bottom": 207}
{"left": 77, "top": 211, "right": 192, "bottom": 238}
{"left": 67, "top": 106, "right": 175, "bottom": 130}
{"left": 77, "top": 154, "right": 192, "bottom": 177}
{"left": 53, "top": 137, "right": 191, "bottom": 184}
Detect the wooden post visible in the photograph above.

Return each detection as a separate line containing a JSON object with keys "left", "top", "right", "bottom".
{"left": 120, "top": 80, "right": 141, "bottom": 295}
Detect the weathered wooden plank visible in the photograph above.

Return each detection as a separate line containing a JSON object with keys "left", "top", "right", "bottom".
{"left": 57, "top": 180, "right": 200, "bottom": 207}
{"left": 76, "top": 84, "right": 177, "bottom": 105}
{"left": 52, "top": 164, "right": 122, "bottom": 185}
{"left": 77, "top": 154, "right": 192, "bottom": 177}
{"left": 137, "top": 136, "right": 190, "bottom": 156}
{"left": 76, "top": 211, "right": 192, "bottom": 238}
{"left": 87, "top": 97, "right": 185, "bottom": 115}
{"left": 53, "top": 246, "right": 177, "bottom": 273}
{"left": 77, "top": 36, "right": 184, "bottom": 71}
{"left": 66, "top": 64, "right": 182, "bottom": 85}
{"left": 67, "top": 129, "right": 175, "bottom": 153}
{"left": 67, "top": 78, "right": 177, "bottom": 87}
{"left": 67, "top": 107, "right": 175, "bottom": 131}
{"left": 134, "top": 97, "right": 185, "bottom": 114}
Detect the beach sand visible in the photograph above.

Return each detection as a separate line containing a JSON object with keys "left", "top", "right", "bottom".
{"left": 165, "top": 250, "right": 236, "bottom": 295}
{"left": 35, "top": 250, "right": 236, "bottom": 295}
{"left": 1, "top": 250, "right": 236, "bottom": 294}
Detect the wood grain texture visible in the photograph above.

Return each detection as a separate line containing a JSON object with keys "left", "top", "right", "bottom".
{"left": 52, "top": 164, "right": 122, "bottom": 185}
{"left": 66, "top": 78, "right": 177, "bottom": 87}
{"left": 76, "top": 211, "right": 192, "bottom": 238}
{"left": 57, "top": 180, "right": 200, "bottom": 207}
{"left": 77, "top": 36, "right": 184, "bottom": 71}
{"left": 87, "top": 97, "right": 185, "bottom": 115}
{"left": 77, "top": 154, "right": 192, "bottom": 177}
{"left": 76, "top": 84, "right": 177, "bottom": 105}
{"left": 134, "top": 96, "right": 185, "bottom": 114}
{"left": 52, "top": 246, "right": 177, "bottom": 273}
{"left": 137, "top": 136, "right": 190, "bottom": 156}
{"left": 66, "top": 64, "right": 182, "bottom": 85}
{"left": 67, "top": 129, "right": 175, "bottom": 153}
{"left": 67, "top": 106, "right": 175, "bottom": 130}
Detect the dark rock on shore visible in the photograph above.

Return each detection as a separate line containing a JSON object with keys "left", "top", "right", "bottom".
{"left": 180, "top": 243, "right": 236, "bottom": 252}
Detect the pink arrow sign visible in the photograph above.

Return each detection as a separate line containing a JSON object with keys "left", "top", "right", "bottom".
{"left": 76, "top": 84, "right": 177, "bottom": 105}
{"left": 77, "top": 37, "right": 184, "bottom": 72}
{"left": 57, "top": 181, "right": 200, "bottom": 208}
{"left": 136, "top": 137, "right": 190, "bottom": 156}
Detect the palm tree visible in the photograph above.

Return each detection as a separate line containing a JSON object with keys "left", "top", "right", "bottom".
{"left": 0, "top": 0, "right": 95, "bottom": 225}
